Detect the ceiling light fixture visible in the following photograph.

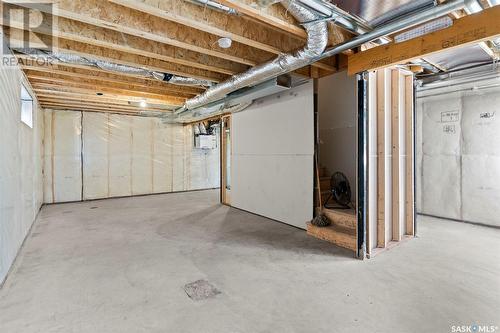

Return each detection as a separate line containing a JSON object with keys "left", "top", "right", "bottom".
{"left": 217, "top": 37, "right": 232, "bottom": 49}
{"left": 139, "top": 100, "right": 147, "bottom": 108}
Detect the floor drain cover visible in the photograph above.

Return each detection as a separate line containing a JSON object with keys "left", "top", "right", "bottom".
{"left": 184, "top": 280, "right": 221, "bottom": 301}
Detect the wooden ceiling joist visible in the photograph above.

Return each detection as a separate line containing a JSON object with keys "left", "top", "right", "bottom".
{"left": 9, "top": 0, "right": 274, "bottom": 66}
{"left": 38, "top": 99, "right": 170, "bottom": 113}
{"left": 5, "top": 27, "right": 228, "bottom": 82}
{"left": 0, "top": 3, "right": 247, "bottom": 76}
{"left": 21, "top": 64, "right": 203, "bottom": 95}
{"left": 37, "top": 95, "right": 168, "bottom": 111}
{"left": 25, "top": 72, "right": 197, "bottom": 99}
{"left": 31, "top": 82, "right": 185, "bottom": 106}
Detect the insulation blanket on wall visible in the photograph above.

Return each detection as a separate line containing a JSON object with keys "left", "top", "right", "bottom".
{"left": 0, "top": 64, "right": 43, "bottom": 284}
{"left": 44, "top": 110, "right": 220, "bottom": 203}
{"left": 417, "top": 87, "right": 500, "bottom": 227}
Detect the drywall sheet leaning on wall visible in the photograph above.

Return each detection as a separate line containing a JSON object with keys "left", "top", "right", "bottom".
{"left": 231, "top": 81, "right": 314, "bottom": 229}
{"left": 44, "top": 110, "right": 220, "bottom": 203}
{"left": 0, "top": 61, "right": 43, "bottom": 284}
{"left": 417, "top": 84, "right": 500, "bottom": 227}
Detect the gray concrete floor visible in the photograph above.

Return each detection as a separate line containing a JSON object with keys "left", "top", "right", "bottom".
{"left": 0, "top": 190, "right": 499, "bottom": 333}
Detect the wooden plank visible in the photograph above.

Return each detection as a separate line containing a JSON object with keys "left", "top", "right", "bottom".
{"left": 25, "top": 71, "right": 196, "bottom": 98}
{"left": 22, "top": 64, "right": 203, "bottom": 95}
{"left": 6, "top": 0, "right": 273, "bottom": 66}
{"left": 108, "top": 0, "right": 304, "bottom": 56}
{"left": 5, "top": 27, "right": 227, "bottom": 82}
{"left": 0, "top": 2, "right": 247, "bottom": 75}
{"left": 376, "top": 70, "right": 386, "bottom": 248}
{"left": 348, "top": 5, "right": 500, "bottom": 75}
{"left": 306, "top": 223, "right": 357, "bottom": 252}
{"left": 31, "top": 83, "right": 183, "bottom": 106}
{"left": 391, "top": 69, "right": 401, "bottom": 242}
{"left": 216, "top": 0, "right": 353, "bottom": 47}
{"left": 29, "top": 78, "right": 186, "bottom": 103}
{"left": 405, "top": 75, "right": 415, "bottom": 236}
{"left": 37, "top": 97, "right": 170, "bottom": 112}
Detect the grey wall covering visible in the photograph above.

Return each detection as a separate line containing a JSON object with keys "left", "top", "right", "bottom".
{"left": 417, "top": 81, "right": 500, "bottom": 227}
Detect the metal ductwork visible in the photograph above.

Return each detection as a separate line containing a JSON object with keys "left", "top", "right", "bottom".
{"left": 178, "top": 0, "right": 328, "bottom": 113}
{"left": 190, "top": 0, "right": 238, "bottom": 15}
{"left": 315, "top": 0, "right": 467, "bottom": 62}
{"left": 14, "top": 48, "right": 214, "bottom": 87}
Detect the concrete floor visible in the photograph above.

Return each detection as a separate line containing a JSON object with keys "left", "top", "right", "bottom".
{"left": 0, "top": 190, "right": 499, "bottom": 333}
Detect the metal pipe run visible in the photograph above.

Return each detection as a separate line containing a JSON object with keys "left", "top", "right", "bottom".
{"left": 316, "top": 0, "right": 467, "bottom": 62}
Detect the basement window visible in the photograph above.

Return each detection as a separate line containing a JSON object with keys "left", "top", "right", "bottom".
{"left": 21, "top": 84, "right": 33, "bottom": 128}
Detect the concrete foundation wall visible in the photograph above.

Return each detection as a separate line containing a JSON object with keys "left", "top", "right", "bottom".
{"left": 43, "top": 110, "right": 220, "bottom": 203}
{"left": 231, "top": 81, "right": 314, "bottom": 229}
{"left": 0, "top": 61, "right": 43, "bottom": 284}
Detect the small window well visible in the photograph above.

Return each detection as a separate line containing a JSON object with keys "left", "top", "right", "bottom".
{"left": 21, "top": 84, "right": 33, "bottom": 128}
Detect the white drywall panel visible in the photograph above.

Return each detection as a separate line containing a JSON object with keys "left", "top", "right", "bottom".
{"left": 0, "top": 60, "right": 43, "bottom": 284}
{"left": 318, "top": 71, "right": 357, "bottom": 200}
{"left": 231, "top": 81, "right": 314, "bottom": 229}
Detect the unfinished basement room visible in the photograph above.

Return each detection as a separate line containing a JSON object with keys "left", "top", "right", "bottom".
{"left": 0, "top": 0, "right": 499, "bottom": 332}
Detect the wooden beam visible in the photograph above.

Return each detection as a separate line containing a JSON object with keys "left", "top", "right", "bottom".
{"left": 5, "top": 27, "right": 227, "bottom": 82}
{"left": 37, "top": 95, "right": 170, "bottom": 111}
{"left": 33, "top": 88, "right": 177, "bottom": 108}
{"left": 25, "top": 71, "right": 197, "bottom": 98}
{"left": 405, "top": 75, "right": 415, "bottom": 236}
{"left": 41, "top": 104, "right": 141, "bottom": 115}
{"left": 391, "top": 69, "right": 401, "bottom": 242}
{"left": 39, "top": 100, "right": 169, "bottom": 114}
{"left": 21, "top": 63, "right": 203, "bottom": 95}
{"left": 108, "top": 0, "right": 304, "bottom": 56}
{"left": 376, "top": 69, "right": 386, "bottom": 248}
{"left": 31, "top": 83, "right": 184, "bottom": 105}
{"left": 0, "top": 3, "right": 247, "bottom": 75}
{"left": 348, "top": 5, "right": 500, "bottom": 75}
{"left": 6, "top": 0, "right": 274, "bottom": 66}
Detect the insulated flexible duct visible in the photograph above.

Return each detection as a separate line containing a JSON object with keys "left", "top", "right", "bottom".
{"left": 180, "top": 0, "right": 328, "bottom": 112}
{"left": 14, "top": 48, "right": 213, "bottom": 87}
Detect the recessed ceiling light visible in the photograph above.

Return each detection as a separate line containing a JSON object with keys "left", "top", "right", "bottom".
{"left": 218, "top": 37, "right": 232, "bottom": 49}
{"left": 139, "top": 100, "right": 147, "bottom": 108}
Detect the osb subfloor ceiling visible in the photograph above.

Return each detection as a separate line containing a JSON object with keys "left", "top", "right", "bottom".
{"left": 0, "top": 0, "right": 352, "bottom": 116}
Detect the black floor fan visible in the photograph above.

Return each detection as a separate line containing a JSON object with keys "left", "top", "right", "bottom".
{"left": 324, "top": 172, "right": 352, "bottom": 210}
